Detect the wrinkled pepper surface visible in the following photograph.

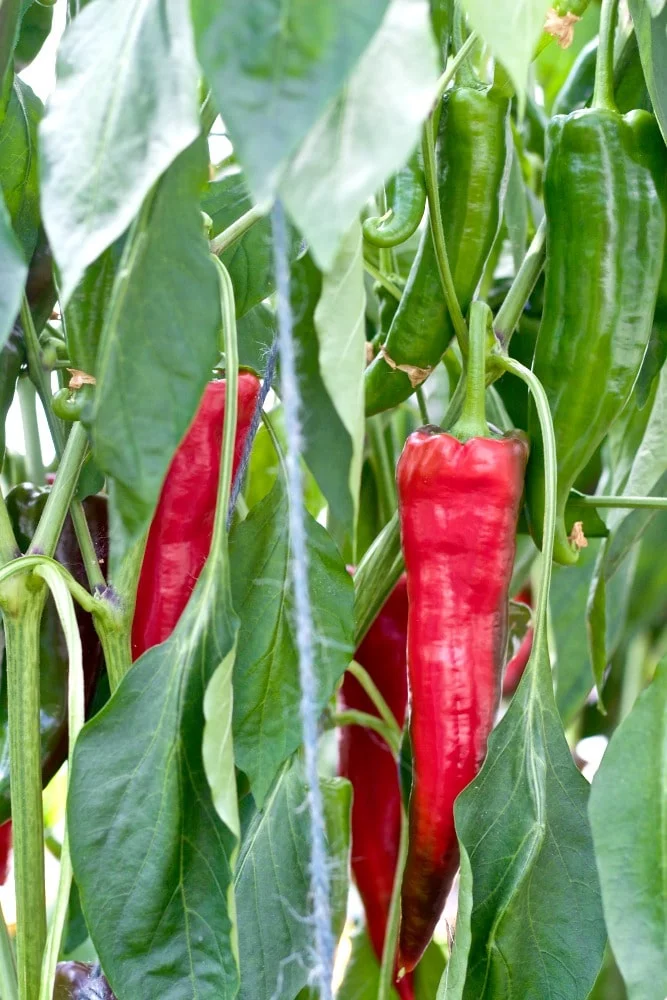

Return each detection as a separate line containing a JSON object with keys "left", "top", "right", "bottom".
{"left": 338, "top": 577, "right": 413, "bottom": 999}
{"left": 132, "top": 373, "right": 260, "bottom": 658}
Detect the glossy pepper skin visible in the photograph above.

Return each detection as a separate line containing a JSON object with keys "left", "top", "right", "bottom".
{"left": 397, "top": 426, "right": 528, "bottom": 971}
{"left": 0, "top": 486, "right": 108, "bottom": 823}
{"left": 526, "top": 109, "right": 666, "bottom": 564}
{"left": 338, "top": 577, "right": 413, "bottom": 1000}
{"left": 53, "top": 963, "right": 116, "bottom": 1000}
{"left": 363, "top": 150, "right": 426, "bottom": 249}
{"left": 0, "top": 821, "right": 11, "bottom": 884}
{"left": 364, "top": 87, "right": 509, "bottom": 416}
{"left": 132, "top": 373, "right": 260, "bottom": 658}
{"left": 503, "top": 587, "right": 533, "bottom": 697}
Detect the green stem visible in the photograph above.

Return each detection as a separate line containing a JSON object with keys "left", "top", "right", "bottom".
{"left": 379, "top": 804, "right": 409, "bottom": 1000}
{"left": 200, "top": 89, "right": 218, "bottom": 136}
{"left": 210, "top": 204, "right": 269, "bottom": 258}
{"left": 353, "top": 515, "right": 403, "bottom": 647}
{"left": 416, "top": 387, "right": 430, "bottom": 425}
{"left": 331, "top": 711, "right": 399, "bottom": 756}
{"left": 363, "top": 259, "right": 403, "bottom": 302}
{"left": 97, "top": 620, "right": 133, "bottom": 693}
{"left": 442, "top": 369, "right": 466, "bottom": 431}
{"left": 375, "top": 187, "right": 393, "bottom": 276}
{"left": 368, "top": 418, "right": 396, "bottom": 524}
{"left": 28, "top": 423, "right": 88, "bottom": 558}
{"left": 592, "top": 0, "right": 619, "bottom": 112}
{"left": 210, "top": 258, "right": 239, "bottom": 550}
{"left": 421, "top": 120, "right": 468, "bottom": 353}
{"left": 579, "top": 495, "right": 667, "bottom": 510}
{"left": 3, "top": 595, "right": 47, "bottom": 1000}
{"left": 451, "top": 301, "right": 490, "bottom": 441}
{"left": 0, "top": 905, "right": 18, "bottom": 1000}
{"left": 17, "top": 379, "right": 45, "bottom": 485}
{"left": 0, "top": 494, "right": 19, "bottom": 567}
{"left": 452, "top": 3, "right": 477, "bottom": 89}
{"left": 494, "top": 218, "right": 546, "bottom": 348}
{"left": 348, "top": 661, "right": 402, "bottom": 744}
{"left": 433, "top": 29, "right": 479, "bottom": 104}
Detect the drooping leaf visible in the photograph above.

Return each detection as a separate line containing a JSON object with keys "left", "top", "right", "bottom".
{"left": 314, "top": 222, "right": 366, "bottom": 534}
{"left": 91, "top": 138, "right": 220, "bottom": 566}
{"left": 235, "top": 759, "right": 351, "bottom": 1000}
{"left": 230, "top": 478, "right": 354, "bottom": 806}
{"left": 628, "top": 0, "right": 667, "bottom": 144}
{"left": 0, "top": 77, "right": 41, "bottom": 260}
{"left": 291, "top": 254, "right": 356, "bottom": 527}
{"left": 441, "top": 639, "right": 605, "bottom": 1000}
{"left": 191, "top": 0, "right": 390, "bottom": 203}
{"left": 461, "top": 0, "right": 551, "bottom": 104}
{"left": 0, "top": 191, "right": 26, "bottom": 348}
{"left": 280, "top": 0, "right": 438, "bottom": 270}
{"left": 589, "top": 657, "right": 667, "bottom": 1000}
{"left": 69, "top": 540, "right": 240, "bottom": 999}
{"left": 39, "top": 0, "right": 202, "bottom": 303}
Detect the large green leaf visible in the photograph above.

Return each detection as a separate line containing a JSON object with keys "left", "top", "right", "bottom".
{"left": 91, "top": 139, "right": 220, "bottom": 565}
{"left": 462, "top": 0, "right": 551, "bottom": 102}
{"left": 69, "top": 537, "right": 240, "bottom": 999}
{"left": 291, "top": 254, "right": 356, "bottom": 527}
{"left": 314, "top": 222, "right": 366, "bottom": 534}
{"left": 236, "top": 760, "right": 351, "bottom": 1000}
{"left": 63, "top": 243, "right": 120, "bottom": 377}
{"left": 230, "top": 478, "right": 354, "bottom": 805}
{"left": 589, "top": 657, "right": 667, "bottom": 1000}
{"left": 0, "top": 190, "right": 26, "bottom": 348}
{"left": 280, "top": 0, "right": 438, "bottom": 270}
{"left": 191, "top": 0, "right": 390, "bottom": 203}
{"left": 441, "top": 642, "right": 605, "bottom": 999}
{"left": 0, "top": 77, "right": 41, "bottom": 260}
{"left": 628, "top": 0, "right": 667, "bottom": 145}
{"left": 39, "top": 0, "right": 201, "bottom": 303}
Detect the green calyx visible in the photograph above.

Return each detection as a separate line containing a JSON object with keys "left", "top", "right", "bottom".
{"left": 450, "top": 301, "right": 493, "bottom": 441}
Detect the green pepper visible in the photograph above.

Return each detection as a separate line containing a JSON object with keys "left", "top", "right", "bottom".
{"left": 0, "top": 486, "right": 108, "bottom": 823}
{"left": 364, "top": 86, "right": 510, "bottom": 416}
{"left": 552, "top": 33, "right": 650, "bottom": 119}
{"left": 525, "top": 0, "right": 667, "bottom": 564}
{"left": 552, "top": 38, "right": 597, "bottom": 116}
{"left": 552, "top": 0, "right": 591, "bottom": 15}
{"left": 362, "top": 151, "right": 426, "bottom": 249}
{"left": 52, "top": 385, "right": 93, "bottom": 422}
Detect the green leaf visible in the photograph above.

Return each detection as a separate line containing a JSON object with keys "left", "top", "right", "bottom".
{"left": 63, "top": 242, "right": 120, "bottom": 378}
{"left": 0, "top": 77, "right": 41, "bottom": 260}
{"left": 235, "top": 760, "right": 351, "bottom": 1000}
{"left": 280, "top": 0, "right": 438, "bottom": 270}
{"left": 91, "top": 139, "right": 221, "bottom": 565}
{"left": 339, "top": 925, "right": 445, "bottom": 999}
{"left": 442, "top": 643, "right": 605, "bottom": 1000}
{"left": 589, "top": 657, "right": 667, "bottom": 1000}
{"left": 628, "top": 0, "right": 667, "bottom": 145}
{"left": 291, "top": 254, "right": 356, "bottom": 527}
{"left": 69, "top": 543, "right": 240, "bottom": 999}
{"left": 15, "top": 0, "right": 53, "bottom": 70}
{"left": 191, "top": 0, "right": 390, "bottom": 203}
{"left": 314, "top": 222, "right": 366, "bottom": 533}
{"left": 230, "top": 478, "right": 354, "bottom": 805}
{"left": 461, "top": 0, "right": 551, "bottom": 103}
{"left": 39, "top": 0, "right": 201, "bottom": 304}
{"left": 0, "top": 190, "right": 26, "bottom": 348}
{"left": 237, "top": 303, "right": 276, "bottom": 375}
{"left": 244, "top": 407, "right": 325, "bottom": 518}
{"left": 203, "top": 640, "right": 240, "bottom": 840}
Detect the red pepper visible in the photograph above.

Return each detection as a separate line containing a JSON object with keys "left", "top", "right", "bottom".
{"left": 503, "top": 586, "right": 533, "bottom": 697}
{"left": 396, "top": 425, "right": 528, "bottom": 972}
{"left": 338, "top": 577, "right": 414, "bottom": 1000}
{"left": 132, "top": 374, "right": 260, "bottom": 658}
{"left": 0, "top": 821, "right": 11, "bottom": 885}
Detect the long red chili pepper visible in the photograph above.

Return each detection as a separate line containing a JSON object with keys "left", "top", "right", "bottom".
{"left": 503, "top": 586, "right": 533, "bottom": 697}
{"left": 396, "top": 306, "right": 528, "bottom": 971}
{"left": 338, "top": 577, "right": 414, "bottom": 1000}
{"left": 132, "top": 374, "right": 260, "bottom": 658}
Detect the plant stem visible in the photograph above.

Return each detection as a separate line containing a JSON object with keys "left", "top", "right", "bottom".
{"left": 442, "top": 369, "right": 467, "bottom": 430}
{"left": 416, "top": 387, "right": 430, "bottom": 425}
{"left": 3, "top": 595, "right": 47, "bottom": 1000}
{"left": 363, "top": 259, "right": 403, "bottom": 302}
{"left": 354, "top": 516, "right": 403, "bottom": 646}
{"left": 378, "top": 804, "right": 409, "bottom": 1000}
{"left": 433, "top": 29, "right": 479, "bottom": 104}
{"left": 200, "top": 89, "right": 218, "bottom": 135}
{"left": 579, "top": 495, "right": 667, "bottom": 510}
{"left": 368, "top": 418, "right": 396, "bottom": 524}
{"left": 331, "top": 711, "right": 399, "bottom": 756}
{"left": 0, "top": 906, "right": 18, "bottom": 1000}
{"left": 210, "top": 203, "right": 269, "bottom": 258}
{"left": 17, "top": 379, "right": 45, "bottom": 485}
{"left": 494, "top": 218, "right": 546, "bottom": 348}
{"left": 348, "top": 661, "right": 402, "bottom": 744}
{"left": 28, "top": 423, "right": 88, "bottom": 559}
{"left": 452, "top": 3, "right": 477, "bottom": 89}
{"left": 421, "top": 119, "right": 468, "bottom": 353}
{"left": 592, "top": 0, "right": 619, "bottom": 112}
{"left": 451, "top": 301, "right": 490, "bottom": 441}
{"left": 210, "top": 258, "right": 239, "bottom": 555}
{"left": 97, "top": 620, "right": 133, "bottom": 692}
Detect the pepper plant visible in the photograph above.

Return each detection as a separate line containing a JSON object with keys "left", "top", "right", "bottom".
{"left": 0, "top": 0, "right": 665, "bottom": 998}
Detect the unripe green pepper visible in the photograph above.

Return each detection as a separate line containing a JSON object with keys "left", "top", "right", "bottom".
{"left": 52, "top": 386, "right": 91, "bottom": 422}
{"left": 363, "top": 151, "right": 426, "bottom": 249}
{"left": 526, "top": 8, "right": 667, "bottom": 564}
{"left": 364, "top": 86, "right": 510, "bottom": 415}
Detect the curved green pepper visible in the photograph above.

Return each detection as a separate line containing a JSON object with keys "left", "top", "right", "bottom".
{"left": 362, "top": 151, "right": 426, "bottom": 248}
{"left": 525, "top": 109, "right": 667, "bottom": 563}
{"left": 364, "top": 86, "right": 510, "bottom": 416}
{"left": 0, "top": 486, "right": 108, "bottom": 823}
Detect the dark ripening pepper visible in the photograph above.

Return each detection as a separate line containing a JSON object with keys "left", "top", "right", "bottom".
{"left": 131, "top": 373, "right": 261, "bottom": 658}
{"left": 364, "top": 87, "right": 510, "bottom": 416}
{"left": 397, "top": 425, "right": 528, "bottom": 971}
{"left": 363, "top": 151, "right": 426, "bottom": 249}
{"left": 338, "top": 577, "right": 413, "bottom": 1000}
{"left": 526, "top": 109, "right": 666, "bottom": 564}
{"left": 0, "top": 486, "right": 108, "bottom": 823}
{"left": 53, "top": 963, "right": 116, "bottom": 1000}
{"left": 503, "top": 586, "right": 533, "bottom": 697}
{"left": 0, "top": 820, "right": 11, "bottom": 884}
